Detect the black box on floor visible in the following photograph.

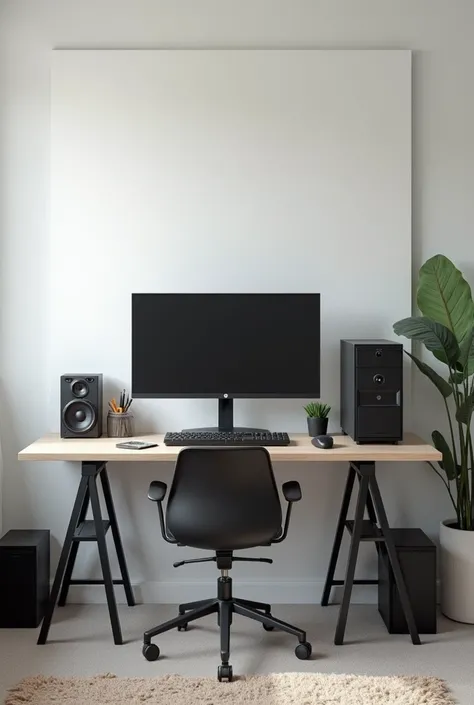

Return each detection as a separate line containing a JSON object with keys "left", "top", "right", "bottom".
{"left": 378, "top": 528, "right": 436, "bottom": 634}
{"left": 0, "top": 530, "right": 50, "bottom": 628}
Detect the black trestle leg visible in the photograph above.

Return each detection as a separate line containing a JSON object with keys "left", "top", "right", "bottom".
{"left": 321, "top": 465, "right": 356, "bottom": 606}
{"left": 100, "top": 468, "right": 135, "bottom": 607}
{"left": 369, "top": 475, "right": 421, "bottom": 645}
{"left": 37, "top": 475, "right": 89, "bottom": 645}
{"left": 38, "top": 461, "right": 134, "bottom": 646}
{"left": 334, "top": 471, "right": 369, "bottom": 645}
{"left": 365, "top": 481, "right": 378, "bottom": 525}
{"left": 57, "top": 486, "right": 90, "bottom": 607}
{"left": 360, "top": 474, "right": 382, "bottom": 559}
{"left": 89, "top": 471, "right": 123, "bottom": 645}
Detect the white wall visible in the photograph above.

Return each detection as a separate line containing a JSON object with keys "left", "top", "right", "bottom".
{"left": 50, "top": 48, "right": 411, "bottom": 428}
{"left": 1, "top": 0, "right": 473, "bottom": 603}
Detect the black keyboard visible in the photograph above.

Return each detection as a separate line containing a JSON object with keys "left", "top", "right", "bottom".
{"left": 164, "top": 431, "right": 291, "bottom": 446}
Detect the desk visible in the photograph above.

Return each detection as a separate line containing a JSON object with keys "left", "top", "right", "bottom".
{"left": 19, "top": 433, "right": 440, "bottom": 647}
{"left": 20, "top": 432, "right": 438, "bottom": 463}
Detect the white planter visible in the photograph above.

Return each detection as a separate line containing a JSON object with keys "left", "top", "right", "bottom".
{"left": 440, "top": 519, "right": 474, "bottom": 624}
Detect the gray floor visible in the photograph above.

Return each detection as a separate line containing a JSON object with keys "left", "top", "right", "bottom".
{"left": 0, "top": 604, "right": 473, "bottom": 703}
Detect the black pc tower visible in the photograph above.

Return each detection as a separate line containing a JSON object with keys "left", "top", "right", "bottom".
{"left": 340, "top": 339, "right": 403, "bottom": 444}
{"left": 132, "top": 293, "right": 321, "bottom": 432}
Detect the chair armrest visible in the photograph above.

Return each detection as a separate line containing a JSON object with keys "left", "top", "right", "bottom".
{"left": 272, "top": 480, "right": 302, "bottom": 544}
{"left": 148, "top": 481, "right": 167, "bottom": 502}
{"left": 282, "top": 480, "right": 302, "bottom": 503}
{"left": 147, "top": 481, "right": 177, "bottom": 544}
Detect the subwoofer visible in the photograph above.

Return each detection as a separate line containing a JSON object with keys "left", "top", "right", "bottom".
{"left": 0, "top": 530, "right": 50, "bottom": 628}
{"left": 60, "top": 374, "right": 103, "bottom": 438}
{"left": 340, "top": 340, "right": 403, "bottom": 444}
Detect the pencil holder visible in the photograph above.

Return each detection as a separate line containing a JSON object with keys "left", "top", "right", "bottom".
{"left": 107, "top": 411, "right": 134, "bottom": 438}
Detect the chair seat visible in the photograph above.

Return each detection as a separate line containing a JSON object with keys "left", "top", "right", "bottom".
{"left": 174, "top": 529, "right": 280, "bottom": 552}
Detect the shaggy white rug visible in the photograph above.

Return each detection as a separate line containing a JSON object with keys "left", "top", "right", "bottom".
{"left": 5, "top": 672, "right": 454, "bottom": 705}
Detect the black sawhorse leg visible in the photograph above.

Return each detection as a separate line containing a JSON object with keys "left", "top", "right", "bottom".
{"left": 322, "top": 461, "right": 420, "bottom": 646}
{"left": 37, "top": 461, "right": 135, "bottom": 645}
{"left": 321, "top": 465, "right": 356, "bottom": 607}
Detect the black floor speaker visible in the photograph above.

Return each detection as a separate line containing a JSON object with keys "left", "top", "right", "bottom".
{"left": 0, "top": 530, "right": 50, "bottom": 628}
{"left": 340, "top": 339, "right": 403, "bottom": 444}
{"left": 61, "top": 374, "right": 103, "bottom": 438}
{"left": 378, "top": 528, "right": 437, "bottom": 634}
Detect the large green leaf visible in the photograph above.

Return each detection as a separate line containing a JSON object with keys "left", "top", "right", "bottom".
{"left": 455, "top": 391, "right": 474, "bottom": 425}
{"left": 417, "top": 255, "right": 474, "bottom": 348}
{"left": 432, "top": 430, "right": 456, "bottom": 480}
{"left": 458, "top": 327, "right": 474, "bottom": 378}
{"left": 405, "top": 351, "right": 452, "bottom": 398}
{"left": 393, "top": 316, "right": 459, "bottom": 365}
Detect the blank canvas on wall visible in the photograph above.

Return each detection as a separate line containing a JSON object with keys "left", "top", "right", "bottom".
{"left": 50, "top": 49, "right": 411, "bottom": 432}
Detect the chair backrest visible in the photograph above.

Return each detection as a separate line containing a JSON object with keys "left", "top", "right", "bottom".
{"left": 166, "top": 447, "right": 283, "bottom": 551}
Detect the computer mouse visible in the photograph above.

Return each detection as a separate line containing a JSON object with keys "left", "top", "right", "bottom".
{"left": 312, "top": 435, "right": 334, "bottom": 450}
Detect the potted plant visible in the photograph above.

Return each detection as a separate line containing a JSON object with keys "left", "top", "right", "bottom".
{"left": 393, "top": 254, "right": 474, "bottom": 623}
{"left": 304, "top": 402, "right": 331, "bottom": 437}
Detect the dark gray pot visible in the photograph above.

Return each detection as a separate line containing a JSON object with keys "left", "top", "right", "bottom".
{"left": 307, "top": 417, "right": 328, "bottom": 437}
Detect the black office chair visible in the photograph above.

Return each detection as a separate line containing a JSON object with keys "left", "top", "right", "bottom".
{"left": 142, "top": 446, "right": 311, "bottom": 681}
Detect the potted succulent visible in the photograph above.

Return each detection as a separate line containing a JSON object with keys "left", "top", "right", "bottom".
{"left": 304, "top": 402, "right": 331, "bottom": 437}
{"left": 393, "top": 254, "right": 474, "bottom": 623}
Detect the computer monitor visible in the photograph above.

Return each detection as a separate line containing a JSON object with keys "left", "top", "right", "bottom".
{"left": 132, "top": 293, "right": 320, "bottom": 432}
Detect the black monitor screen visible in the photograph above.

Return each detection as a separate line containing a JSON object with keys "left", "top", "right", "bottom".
{"left": 132, "top": 294, "right": 320, "bottom": 398}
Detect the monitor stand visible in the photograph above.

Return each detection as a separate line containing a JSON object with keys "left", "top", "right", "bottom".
{"left": 183, "top": 398, "right": 270, "bottom": 433}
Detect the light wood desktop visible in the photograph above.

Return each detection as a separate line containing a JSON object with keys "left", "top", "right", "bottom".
{"left": 19, "top": 432, "right": 440, "bottom": 463}
{"left": 18, "top": 432, "right": 441, "bottom": 649}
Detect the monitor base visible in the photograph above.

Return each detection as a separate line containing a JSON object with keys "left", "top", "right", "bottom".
{"left": 182, "top": 426, "right": 271, "bottom": 434}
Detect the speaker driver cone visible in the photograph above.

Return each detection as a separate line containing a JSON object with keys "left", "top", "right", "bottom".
{"left": 71, "top": 379, "right": 89, "bottom": 398}
{"left": 62, "top": 400, "right": 96, "bottom": 432}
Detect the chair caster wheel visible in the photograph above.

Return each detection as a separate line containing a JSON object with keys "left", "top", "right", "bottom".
{"left": 142, "top": 643, "right": 160, "bottom": 661}
{"left": 295, "top": 641, "right": 312, "bottom": 660}
{"left": 217, "top": 664, "right": 233, "bottom": 682}
{"left": 178, "top": 623, "right": 188, "bottom": 631}
{"left": 263, "top": 623, "right": 275, "bottom": 631}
